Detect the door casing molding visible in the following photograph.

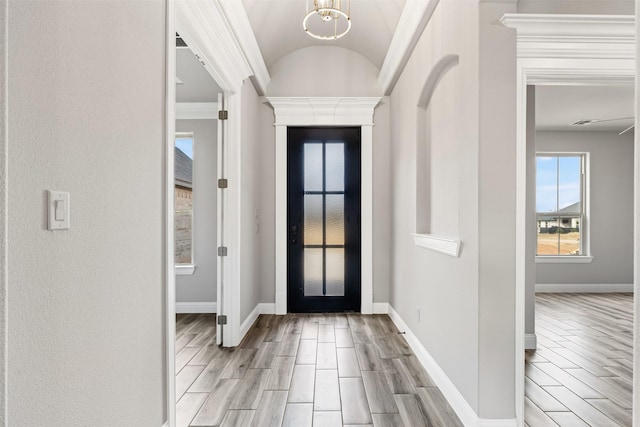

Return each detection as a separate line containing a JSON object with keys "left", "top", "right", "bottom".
{"left": 500, "top": 13, "right": 635, "bottom": 425}
{"left": 267, "top": 97, "right": 381, "bottom": 315}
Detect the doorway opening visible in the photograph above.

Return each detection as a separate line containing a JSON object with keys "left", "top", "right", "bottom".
{"left": 287, "top": 127, "right": 362, "bottom": 313}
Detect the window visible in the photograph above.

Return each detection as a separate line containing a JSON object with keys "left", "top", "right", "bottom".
{"left": 536, "top": 154, "right": 586, "bottom": 257}
{"left": 175, "top": 134, "right": 194, "bottom": 267}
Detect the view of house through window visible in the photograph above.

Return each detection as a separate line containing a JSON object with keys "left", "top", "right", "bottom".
{"left": 175, "top": 134, "right": 194, "bottom": 264}
{"left": 536, "top": 154, "right": 585, "bottom": 256}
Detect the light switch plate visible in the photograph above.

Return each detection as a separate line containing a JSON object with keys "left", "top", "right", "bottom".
{"left": 48, "top": 191, "right": 70, "bottom": 230}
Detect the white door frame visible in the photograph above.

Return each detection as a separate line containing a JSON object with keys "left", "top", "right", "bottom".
{"left": 267, "top": 97, "right": 381, "bottom": 315}
{"left": 165, "top": 1, "right": 261, "bottom": 425}
{"left": 500, "top": 13, "right": 635, "bottom": 425}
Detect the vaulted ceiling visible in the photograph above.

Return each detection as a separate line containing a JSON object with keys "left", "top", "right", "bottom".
{"left": 241, "top": 0, "right": 406, "bottom": 69}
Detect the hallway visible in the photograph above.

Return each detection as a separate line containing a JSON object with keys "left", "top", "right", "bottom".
{"left": 175, "top": 313, "right": 462, "bottom": 426}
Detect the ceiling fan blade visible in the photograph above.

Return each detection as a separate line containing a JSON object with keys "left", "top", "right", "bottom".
{"left": 619, "top": 124, "right": 635, "bottom": 135}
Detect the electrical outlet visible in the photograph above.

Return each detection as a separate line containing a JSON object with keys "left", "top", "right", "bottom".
{"left": 417, "top": 306, "right": 421, "bottom": 322}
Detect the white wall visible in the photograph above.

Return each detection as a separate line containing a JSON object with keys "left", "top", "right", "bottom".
{"left": 176, "top": 119, "right": 218, "bottom": 305}
{"left": 7, "top": 1, "right": 165, "bottom": 425}
{"left": 536, "top": 131, "right": 634, "bottom": 286}
{"left": 267, "top": 46, "right": 383, "bottom": 97}
{"left": 389, "top": 0, "right": 516, "bottom": 419}
{"left": 240, "top": 80, "right": 262, "bottom": 321}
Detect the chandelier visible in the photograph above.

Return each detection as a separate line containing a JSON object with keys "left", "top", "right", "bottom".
{"left": 303, "top": 0, "right": 351, "bottom": 40}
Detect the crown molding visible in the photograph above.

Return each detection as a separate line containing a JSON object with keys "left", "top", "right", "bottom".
{"left": 378, "top": 0, "right": 440, "bottom": 96}
{"left": 266, "top": 97, "right": 381, "bottom": 126}
{"left": 218, "top": 1, "right": 270, "bottom": 96}
{"left": 500, "top": 14, "right": 635, "bottom": 59}
{"left": 176, "top": 0, "right": 253, "bottom": 93}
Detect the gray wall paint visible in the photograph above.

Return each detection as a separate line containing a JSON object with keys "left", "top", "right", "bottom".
{"left": 176, "top": 119, "right": 218, "bottom": 303}
{"left": 525, "top": 87, "right": 536, "bottom": 338}
{"left": 390, "top": 0, "right": 516, "bottom": 418}
{"left": 259, "top": 104, "right": 276, "bottom": 305}
{"left": 536, "top": 131, "right": 634, "bottom": 285}
{"left": 240, "top": 80, "right": 262, "bottom": 321}
{"left": 7, "top": 1, "right": 165, "bottom": 425}
{"left": 0, "top": 0, "right": 6, "bottom": 421}
{"left": 373, "top": 100, "right": 392, "bottom": 303}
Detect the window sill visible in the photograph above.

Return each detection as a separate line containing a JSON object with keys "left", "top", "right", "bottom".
{"left": 412, "top": 233, "right": 461, "bottom": 257}
{"left": 535, "top": 256, "right": 593, "bottom": 264}
{"left": 176, "top": 265, "right": 196, "bottom": 275}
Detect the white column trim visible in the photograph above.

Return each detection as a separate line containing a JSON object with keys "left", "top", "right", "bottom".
{"left": 267, "top": 97, "right": 381, "bottom": 315}
{"left": 500, "top": 13, "right": 635, "bottom": 426}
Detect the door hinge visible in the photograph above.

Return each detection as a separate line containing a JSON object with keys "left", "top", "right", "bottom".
{"left": 217, "top": 315, "right": 227, "bottom": 325}
{"left": 218, "top": 178, "right": 228, "bottom": 189}
{"left": 218, "top": 246, "right": 228, "bottom": 257}
{"left": 218, "top": 110, "right": 228, "bottom": 120}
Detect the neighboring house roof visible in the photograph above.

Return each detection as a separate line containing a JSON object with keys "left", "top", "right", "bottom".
{"left": 559, "top": 202, "right": 580, "bottom": 213}
{"left": 175, "top": 147, "right": 193, "bottom": 188}
{"left": 537, "top": 202, "right": 581, "bottom": 222}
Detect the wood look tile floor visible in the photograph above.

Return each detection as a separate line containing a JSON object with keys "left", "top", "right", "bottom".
{"left": 525, "top": 293, "right": 633, "bottom": 427}
{"left": 176, "top": 313, "right": 462, "bottom": 427}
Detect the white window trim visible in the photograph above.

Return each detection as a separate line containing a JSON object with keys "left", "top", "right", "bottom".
{"left": 535, "top": 152, "right": 590, "bottom": 259}
{"left": 175, "top": 265, "right": 196, "bottom": 275}
{"left": 536, "top": 256, "right": 593, "bottom": 264}
{"left": 175, "top": 132, "right": 195, "bottom": 269}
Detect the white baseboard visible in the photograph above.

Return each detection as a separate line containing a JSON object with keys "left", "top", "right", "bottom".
{"left": 259, "top": 303, "right": 276, "bottom": 314}
{"left": 240, "top": 304, "right": 261, "bottom": 341}
{"left": 372, "top": 302, "right": 389, "bottom": 314}
{"left": 478, "top": 420, "right": 518, "bottom": 427}
{"left": 525, "top": 333, "right": 537, "bottom": 350}
{"left": 536, "top": 283, "right": 633, "bottom": 293}
{"left": 388, "top": 304, "right": 517, "bottom": 427}
{"left": 175, "top": 302, "right": 217, "bottom": 313}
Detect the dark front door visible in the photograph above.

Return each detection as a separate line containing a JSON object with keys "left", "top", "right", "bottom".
{"left": 287, "top": 127, "right": 361, "bottom": 313}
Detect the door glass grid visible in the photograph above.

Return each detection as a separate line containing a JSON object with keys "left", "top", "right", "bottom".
{"left": 303, "top": 141, "right": 345, "bottom": 297}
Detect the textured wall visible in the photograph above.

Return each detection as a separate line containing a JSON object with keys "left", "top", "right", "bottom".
{"left": 7, "top": 1, "right": 165, "bottom": 425}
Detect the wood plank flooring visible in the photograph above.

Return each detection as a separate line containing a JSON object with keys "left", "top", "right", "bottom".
{"left": 176, "top": 313, "right": 462, "bottom": 427}
{"left": 525, "top": 293, "right": 633, "bottom": 427}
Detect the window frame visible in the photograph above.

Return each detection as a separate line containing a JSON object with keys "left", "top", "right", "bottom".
{"left": 535, "top": 152, "right": 592, "bottom": 263}
{"left": 175, "top": 132, "right": 196, "bottom": 274}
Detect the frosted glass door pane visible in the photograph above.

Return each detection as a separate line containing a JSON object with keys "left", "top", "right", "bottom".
{"left": 304, "top": 248, "right": 323, "bottom": 296}
{"left": 304, "top": 143, "right": 323, "bottom": 191}
{"left": 325, "top": 143, "right": 344, "bottom": 192}
{"left": 325, "top": 248, "right": 344, "bottom": 296}
{"left": 325, "top": 195, "right": 344, "bottom": 245}
{"left": 304, "top": 195, "right": 323, "bottom": 245}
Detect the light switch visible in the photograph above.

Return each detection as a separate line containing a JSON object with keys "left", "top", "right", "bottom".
{"left": 55, "top": 200, "right": 65, "bottom": 221}
{"left": 48, "top": 191, "right": 70, "bottom": 230}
